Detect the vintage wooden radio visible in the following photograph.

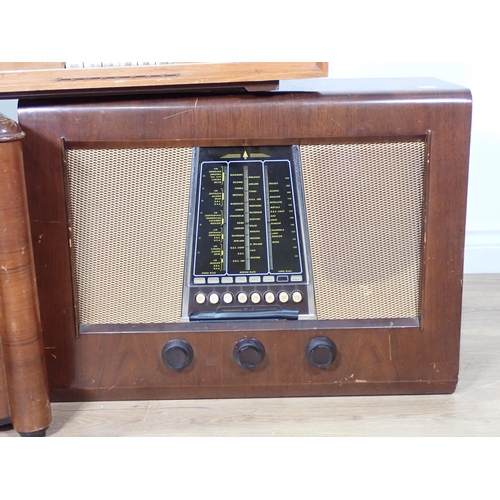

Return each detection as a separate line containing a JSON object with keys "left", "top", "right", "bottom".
{"left": 16, "top": 78, "right": 472, "bottom": 402}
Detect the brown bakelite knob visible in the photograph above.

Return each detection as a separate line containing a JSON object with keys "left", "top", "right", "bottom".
{"left": 233, "top": 338, "right": 265, "bottom": 370}
{"left": 161, "top": 339, "right": 194, "bottom": 371}
{"left": 305, "top": 337, "right": 337, "bottom": 369}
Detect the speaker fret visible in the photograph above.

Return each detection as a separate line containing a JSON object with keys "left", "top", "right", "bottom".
{"left": 300, "top": 141, "right": 426, "bottom": 321}
{"left": 65, "top": 147, "right": 193, "bottom": 324}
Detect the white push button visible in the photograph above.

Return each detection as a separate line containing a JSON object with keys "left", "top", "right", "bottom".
{"left": 278, "top": 291, "right": 289, "bottom": 303}
{"left": 209, "top": 292, "right": 219, "bottom": 304}
{"left": 223, "top": 292, "right": 233, "bottom": 304}
{"left": 195, "top": 293, "right": 206, "bottom": 304}
{"left": 292, "top": 291, "right": 303, "bottom": 303}
{"left": 237, "top": 292, "right": 248, "bottom": 304}
{"left": 250, "top": 292, "right": 261, "bottom": 304}
{"left": 264, "top": 292, "right": 275, "bottom": 304}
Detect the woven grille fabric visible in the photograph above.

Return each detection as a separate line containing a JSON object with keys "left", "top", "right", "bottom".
{"left": 300, "top": 142, "right": 425, "bottom": 320}
{"left": 65, "top": 147, "right": 192, "bottom": 324}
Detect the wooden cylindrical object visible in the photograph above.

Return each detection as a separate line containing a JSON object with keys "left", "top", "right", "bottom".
{"left": 0, "top": 113, "right": 51, "bottom": 436}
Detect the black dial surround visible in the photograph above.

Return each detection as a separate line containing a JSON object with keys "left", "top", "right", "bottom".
{"left": 182, "top": 146, "right": 317, "bottom": 323}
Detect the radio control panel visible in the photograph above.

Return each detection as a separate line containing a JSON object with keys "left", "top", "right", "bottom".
{"left": 182, "top": 146, "right": 316, "bottom": 321}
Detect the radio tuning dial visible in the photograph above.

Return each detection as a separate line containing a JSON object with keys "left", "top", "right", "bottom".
{"left": 305, "top": 337, "right": 337, "bottom": 370}
{"left": 161, "top": 339, "right": 194, "bottom": 371}
{"left": 233, "top": 338, "right": 265, "bottom": 370}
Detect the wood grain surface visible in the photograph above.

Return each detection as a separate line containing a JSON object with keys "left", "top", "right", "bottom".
{"left": 0, "top": 115, "right": 51, "bottom": 434}
{"left": 0, "top": 62, "right": 328, "bottom": 98}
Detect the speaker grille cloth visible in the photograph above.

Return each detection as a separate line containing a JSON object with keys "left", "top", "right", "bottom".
{"left": 65, "top": 148, "right": 192, "bottom": 324}
{"left": 300, "top": 142, "right": 425, "bottom": 320}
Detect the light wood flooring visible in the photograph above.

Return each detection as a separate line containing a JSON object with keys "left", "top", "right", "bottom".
{"left": 2, "top": 273, "right": 499, "bottom": 437}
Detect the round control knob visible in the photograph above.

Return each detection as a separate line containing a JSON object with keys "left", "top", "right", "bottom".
{"left": 209, "top": 292, "right": 219, "bottom": 304}
{"left": 250, "top": 292, "right": 261, "bottom": 304}
{"left": 222, "top": 292, "right": 233, "bottom": 304}
{"left": 278, "top": 291, "right": 289, "bottom": 303}
{"left": 237, "top": 292, "right": 248, "bottom": 304}
{"left": 161, "top": 339, "right": 194, "bottom": 371}
{"left": 233, "top": 338, "right": 265, "bottom": 370}
{"left": 305, "top": 337, "right": 337, "bottom": 370}
{"left": 264, "top": 291, "right": 275, "bottom": 304}
{"left": 292, "top": 291, "right": 303, "bottom": 303}
{"left": 195, "top": 292, "right": 206, "bottom": 304}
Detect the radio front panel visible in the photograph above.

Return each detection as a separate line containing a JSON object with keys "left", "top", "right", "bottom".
{"left": 18, "top": 79, "right": 472, "bottom": 401}
{"left": 64, "top": 140, "right": 425, "bottom": 329}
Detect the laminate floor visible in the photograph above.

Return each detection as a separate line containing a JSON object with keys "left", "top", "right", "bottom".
{"left": 2, "top": 274, "right": 499, "bottom": 437}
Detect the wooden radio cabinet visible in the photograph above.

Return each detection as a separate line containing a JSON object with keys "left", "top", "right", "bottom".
{"left": 1, "top": 76, "right": 472, "bottom": 435}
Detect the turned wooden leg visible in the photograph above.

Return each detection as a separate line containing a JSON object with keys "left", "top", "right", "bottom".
{"left": 0, "top": 113, "right": 51, "bottom": 436}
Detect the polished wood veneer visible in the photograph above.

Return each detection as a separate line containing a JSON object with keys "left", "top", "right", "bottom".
{"left": 17, "top": 78, "right": 472, "bottom": 402}
{"left": 0, "top": 114, "right": 51, "bottom": 434}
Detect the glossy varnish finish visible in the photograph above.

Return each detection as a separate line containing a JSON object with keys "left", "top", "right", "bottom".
{"left": 18, "top": 78, "right": 472, "bottom": 402}
{"left": 0, "top": 114, "right": 51, "bottom": 432}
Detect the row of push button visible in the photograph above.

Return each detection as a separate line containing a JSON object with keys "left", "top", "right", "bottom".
{"left": 193, "top": 275, "right": 303, "bottom": 285}
{"left": 195, "top": 290, "right": 303, "bottom": 305}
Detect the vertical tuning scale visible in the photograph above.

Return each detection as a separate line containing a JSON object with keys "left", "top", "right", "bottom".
{"left": 182, "top": 146, "right": 316, "bottom": 322}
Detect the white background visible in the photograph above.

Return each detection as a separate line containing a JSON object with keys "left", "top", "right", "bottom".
{"left": 1, "top": 3, "right": 498, "bottom": 275}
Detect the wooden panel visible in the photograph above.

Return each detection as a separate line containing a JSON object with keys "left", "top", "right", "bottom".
{"left": 17, "top": 78, "right": 472, "bottom": 402}
{"left": 0, "top": 62, "right": 328, "bottom": 98}
{"left": 0, "top": 343, "right": 11, "bottom": 425}
{"left": 0, "top": 62, "right": 64, "bottom": 71}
